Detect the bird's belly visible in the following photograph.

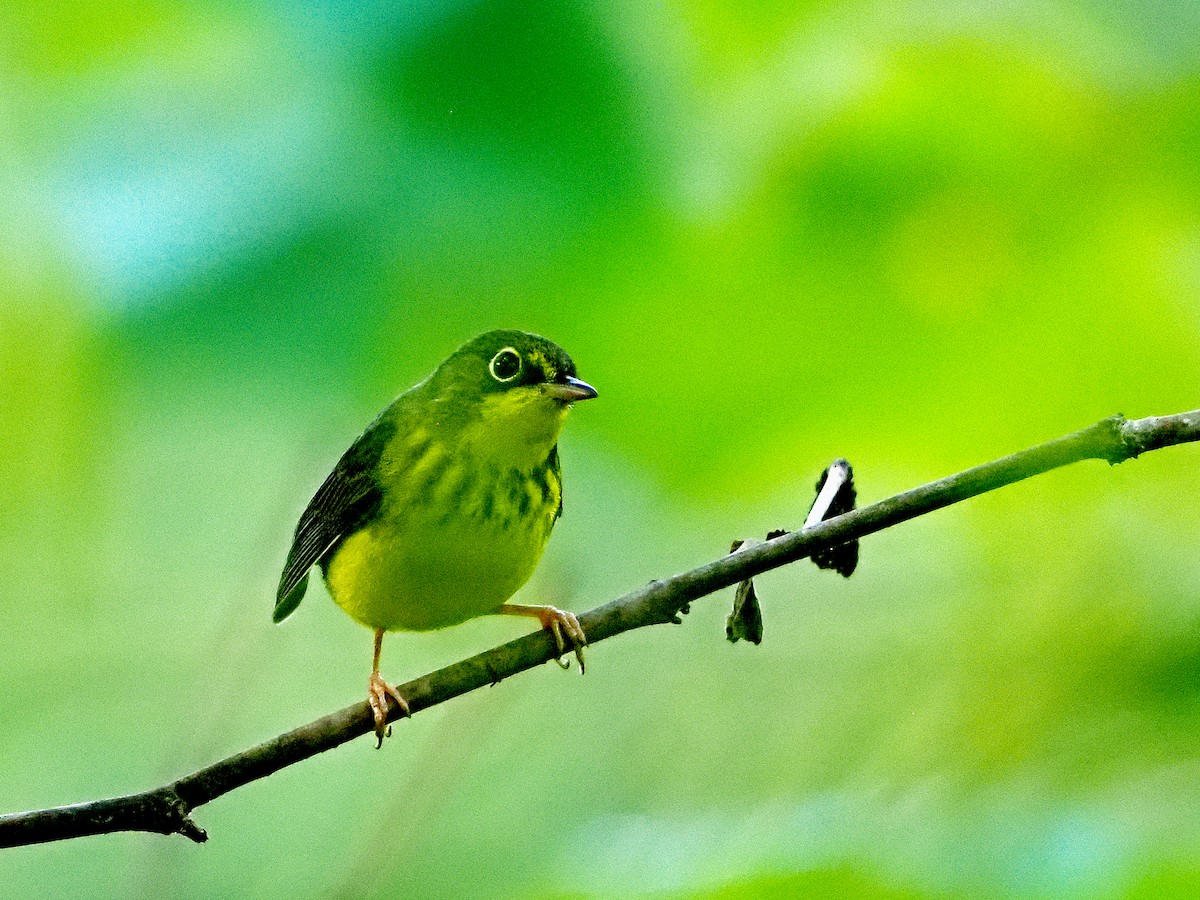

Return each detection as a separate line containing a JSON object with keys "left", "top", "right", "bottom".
{"left": 324, "top": 511, "right": 552, "bottom": 632}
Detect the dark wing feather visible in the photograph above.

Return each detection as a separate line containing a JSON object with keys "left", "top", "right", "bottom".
{"left": 273, "top": 414, "right": 396, "bottom": 622}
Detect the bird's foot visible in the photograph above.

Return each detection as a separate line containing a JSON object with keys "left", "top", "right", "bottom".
{"left": 501, "top": 603, "right": 587, "bottom": 673}
{"left": 545, "top": 608, "right": 587, "bottom": 673}
{"left": 368, "top": 671, "right": 410, "bottom": 748}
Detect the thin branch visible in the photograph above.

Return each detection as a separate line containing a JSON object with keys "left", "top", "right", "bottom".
{"left": 2, "top": 409, "right": 1198, "bottom": 849}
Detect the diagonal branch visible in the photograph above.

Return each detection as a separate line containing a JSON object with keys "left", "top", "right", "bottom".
{"left": 2, "top": 409, "right": 1198, "bottom": 849}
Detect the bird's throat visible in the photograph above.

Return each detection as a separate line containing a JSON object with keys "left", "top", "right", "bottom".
{"left": 468, "top": 391, "right": 569, "bottom": 472}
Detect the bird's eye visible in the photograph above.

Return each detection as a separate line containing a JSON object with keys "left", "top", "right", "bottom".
{"left": 489, "top": 348, "right": 522, "bottom": 382}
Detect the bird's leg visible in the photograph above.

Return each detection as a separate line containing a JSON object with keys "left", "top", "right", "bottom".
{"left": 368, "top": 628, "right": 410, "bottom": 748}
{"left": 497, "top": 604, "right": 587, "bottom": 673}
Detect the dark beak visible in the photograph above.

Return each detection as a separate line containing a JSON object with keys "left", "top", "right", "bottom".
{"left": 546, "top": 376, "right": 598, "bottom": 403}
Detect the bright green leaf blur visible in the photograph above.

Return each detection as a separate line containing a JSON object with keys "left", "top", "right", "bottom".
{"left": 3, "top": 1, "right": 1200, "bottom": 897}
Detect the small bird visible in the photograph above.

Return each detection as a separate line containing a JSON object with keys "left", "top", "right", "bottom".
{"left": 274, "top": 330, "right": 597, "bottom": 745}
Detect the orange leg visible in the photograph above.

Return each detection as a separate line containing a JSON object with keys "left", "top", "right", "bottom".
{"left": 367, "top": 628, "right": 410, "bottom": 748}
{"left": 497, "top": 604, "right": 587, "bottom": 673}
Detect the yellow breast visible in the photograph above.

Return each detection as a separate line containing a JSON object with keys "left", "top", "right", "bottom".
{"left": 324, "top": 444, "right": 562, "bottom": 632}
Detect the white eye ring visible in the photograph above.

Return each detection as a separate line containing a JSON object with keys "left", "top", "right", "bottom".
{"left": 489, "top": 347, "right": 522, "bottom": 382}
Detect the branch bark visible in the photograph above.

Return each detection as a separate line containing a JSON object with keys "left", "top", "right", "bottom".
{"left": 3, "top": 409, "right": 1198, "bottom": 849}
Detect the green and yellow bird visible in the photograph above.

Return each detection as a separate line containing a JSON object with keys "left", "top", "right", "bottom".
{"left": 274, "top": 330, "right": 597, "bottom": 745}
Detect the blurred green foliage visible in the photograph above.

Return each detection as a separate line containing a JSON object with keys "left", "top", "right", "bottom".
{"left": 2, "top": 1, "right": 1200, "bottom": 897}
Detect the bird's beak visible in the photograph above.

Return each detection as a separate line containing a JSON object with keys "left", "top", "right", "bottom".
{"left": 545, "top": 376, "right": 598, "bottom": 403}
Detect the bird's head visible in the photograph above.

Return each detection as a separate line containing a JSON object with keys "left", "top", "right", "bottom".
{"left": 427, "top": 330, "right": 597, "bottom": 467}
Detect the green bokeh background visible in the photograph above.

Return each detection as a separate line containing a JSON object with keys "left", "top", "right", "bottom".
{"left": 3, "top": 1, "right": 1200, "bottom": 897}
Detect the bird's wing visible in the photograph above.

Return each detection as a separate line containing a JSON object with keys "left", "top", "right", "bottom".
{"left": 273, "top": 414, "right": 396, "bottom": 622}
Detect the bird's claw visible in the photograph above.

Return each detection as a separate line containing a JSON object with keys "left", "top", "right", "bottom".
{"left": 541, "top": 607, "right": 587, "bottom": 674}
{"left": 368, "top": 671, "right": 410, "bottom": 748}
{"left": 499, "top": 603, "right": 588, "bottom": 673}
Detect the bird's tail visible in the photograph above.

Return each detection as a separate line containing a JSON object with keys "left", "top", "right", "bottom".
{"left": 273, "top": 572, "right": 309, "bottom": 623}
